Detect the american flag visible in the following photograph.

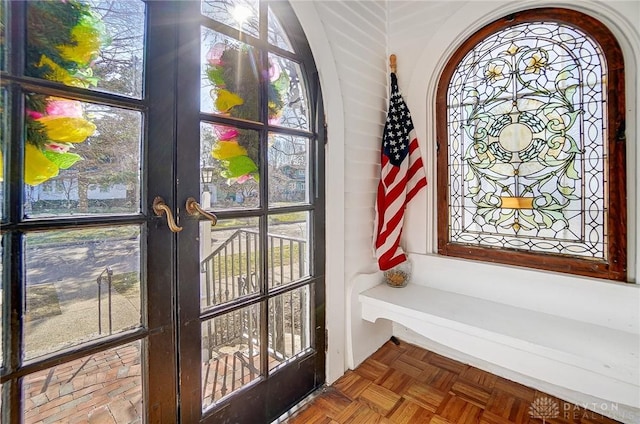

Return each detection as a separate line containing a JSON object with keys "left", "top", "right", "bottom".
{"left": 374, "top": 72, "right": 427, "bottom": 271}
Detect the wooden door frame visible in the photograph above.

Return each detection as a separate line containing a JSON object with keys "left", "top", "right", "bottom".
{"left": 146, "top": 2, "right": 181, "bottom": 421}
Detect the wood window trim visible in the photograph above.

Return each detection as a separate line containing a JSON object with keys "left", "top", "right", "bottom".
{"left": 436, "top": 8, "right": 627, "bottom": 282}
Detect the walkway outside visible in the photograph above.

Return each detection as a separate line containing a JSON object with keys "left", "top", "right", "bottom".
{"left": 9, "top": 222, "right": 307, "bottom": 422}
{"left": 22, "top": 342, "right": 142, "bottom": 424}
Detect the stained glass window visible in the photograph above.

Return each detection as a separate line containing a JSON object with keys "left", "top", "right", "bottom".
{"left": 437, "top": 9, "right": 626, "bottom": 280}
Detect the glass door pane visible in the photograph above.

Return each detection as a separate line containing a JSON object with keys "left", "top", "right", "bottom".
{"left": 267, "top": 212, "right": 310, "bottom": 288}
{"left": 201, "top": 122, "right": 260, "bottom": 211}
{"left": 267, "top": 284, "right": 312, "bottom": 371}
{"left": 268, "top": 134, "right": 310, "bottom": 206}
{"left": 24, "top": 226, "right": 142, "bottom": 359}
{"left": 23, "top": 341, "right": 143, "bottom": 423}
{"left": 200, "top": 218, "right": 261, "bottom": 309}
{"left": 0, "top": 88, "right": 6, "bottom": 221}
{"left": 267, "top": 54, "right": 310, "bottom": 130}
{"left": 201, "top": 303, "right": 262, "bottom": 410}
{"left": 23, "top": 96, "right": 143, "bottom": 218}
{"left": 200, "top": 29, "right": 260, "bottom": 120}
{"left": 25, "top": 0, "right": 145, "bottom": 98}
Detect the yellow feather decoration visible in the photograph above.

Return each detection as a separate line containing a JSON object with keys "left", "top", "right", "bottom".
{"left": 212, "top": 141, "right": 248, "bottom": 160}
{"left": 25, "top": 144, "right": 59, "bottom": 186}
{"left": 215, "top": 89, "right": 244, "bottom": 112}
{"left": 37, "top": 116, "right": 97, "bottom": 143}
{"left": 57, "top": 24, "right": 101, "bottom": 65}
{"left": 37, "top": 55, "right": 87, "bottom": 87}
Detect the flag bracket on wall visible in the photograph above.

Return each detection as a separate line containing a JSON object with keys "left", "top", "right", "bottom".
{"left": 374, "top": 54, "right": 428, "bottom": 272}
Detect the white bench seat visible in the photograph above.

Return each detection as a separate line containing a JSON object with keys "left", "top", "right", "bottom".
{"left": 359, "top": 283, "right": 640, "bottom": 408}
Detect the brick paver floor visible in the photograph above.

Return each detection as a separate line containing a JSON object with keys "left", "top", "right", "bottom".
{"left": 23, "top": 342, "right": 142, "bottom": 424}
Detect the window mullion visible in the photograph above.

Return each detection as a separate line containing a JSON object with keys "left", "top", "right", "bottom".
{"left": 258, "top": 0, "right": 270, "bottom": 381}
{"left": 3, "top": 2, "right": 27, "bottom": 422}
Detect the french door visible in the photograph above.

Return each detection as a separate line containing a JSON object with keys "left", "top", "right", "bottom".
{"left": 1, "top": 1, "right": 325, "bottom": 422}
{"left": 172, "top": 1, "right": 326, "bottom": 422}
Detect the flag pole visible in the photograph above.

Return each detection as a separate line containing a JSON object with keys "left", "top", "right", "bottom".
{"left": 389, "top": 54, "right": 397, "bottom": 74}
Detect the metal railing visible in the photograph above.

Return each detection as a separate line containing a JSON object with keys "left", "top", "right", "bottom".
{"left": 203, "top": 351, "right": 260, "bottom": 400}
{"left": 96, "top": 267, "right": 113, "bottom": 335}
{"left": 200, "top": 229, "right": 308, "bottom": 360}
{"left": 201, "top": 229, "right": 260, "bottom": 307}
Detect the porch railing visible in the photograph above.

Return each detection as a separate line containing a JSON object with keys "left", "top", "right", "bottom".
{"left": 96, "top": 267, "right": 113, "bottom": 335}
{"left": 200, "top": 228, "right": 308, "bottom": 360}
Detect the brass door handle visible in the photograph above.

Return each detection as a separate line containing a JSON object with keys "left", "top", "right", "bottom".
{"left": 152, "top": 196, "right": 183, "bottom": 232}
{"left": 185, "top": 197, "right": 218, "bottom": 226}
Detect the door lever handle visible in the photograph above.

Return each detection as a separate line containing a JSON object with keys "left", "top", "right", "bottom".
{"left": 185, "top": 197, "right": 218, "bottom": 226}
{"left": 152, "top": 196, "right": 183, "bottom": 232}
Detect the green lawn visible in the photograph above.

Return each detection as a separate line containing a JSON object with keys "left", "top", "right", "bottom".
{"left": 203, "top": 244, "right": 302, "bottom": 277}
{"left": 111, "top": 271, "right": 141, "bottom": 303}
{"left": 27, "top": 226, "right": 140, "bottom": 247}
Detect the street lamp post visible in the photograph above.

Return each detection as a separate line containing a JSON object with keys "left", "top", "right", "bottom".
{"left": 199, "top": 165, "right": 216, "bottom": 267}
{"left": 201, "top": 166, "right": 215, "bottom": 208}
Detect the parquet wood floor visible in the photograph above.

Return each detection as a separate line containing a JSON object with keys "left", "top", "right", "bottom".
{"left": 284, "top": 339, "right": 623, "bottom": 424}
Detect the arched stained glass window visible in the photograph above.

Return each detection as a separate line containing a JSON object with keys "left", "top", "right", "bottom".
{"left": 437, "top": 8, "right": 627, "bottom": 280}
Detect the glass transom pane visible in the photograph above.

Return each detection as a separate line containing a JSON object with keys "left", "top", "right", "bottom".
{"left": 447, "top": 22, "right": 607, "bottom": 259}
{"left": 268, "top": 6, "right": 293, "bottom": 52}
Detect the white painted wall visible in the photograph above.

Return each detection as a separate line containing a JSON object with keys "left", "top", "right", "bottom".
{"left": 292, "top": 0, "right": 640, "bottom": 408}
{"left": 290, "top": 0, "right": 389, "bottom": 383}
